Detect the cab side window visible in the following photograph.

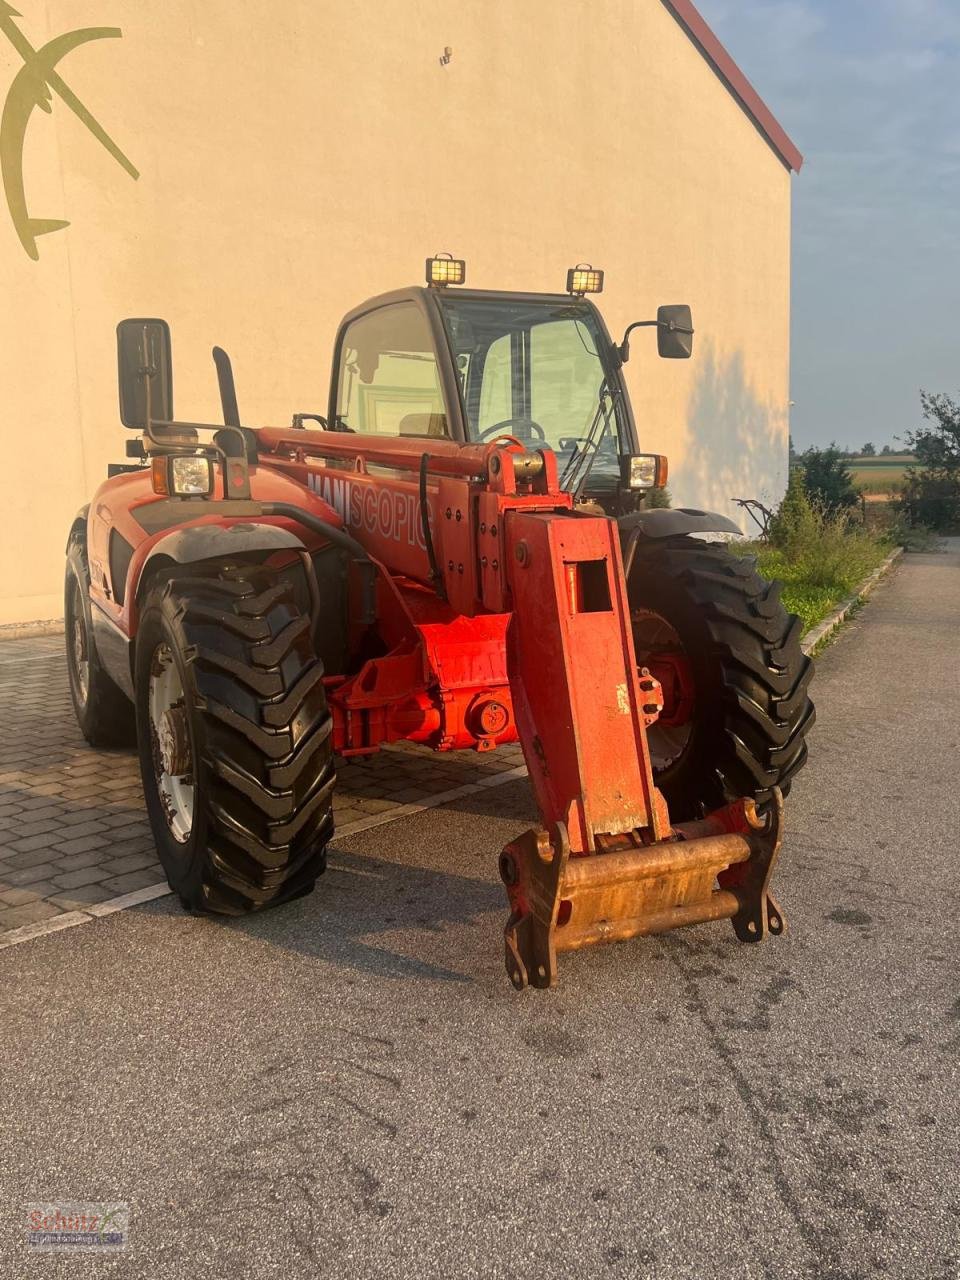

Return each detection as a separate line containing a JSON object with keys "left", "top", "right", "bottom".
{"left": 336, "top": 303, "right": 448, "bottom": 437}
{"left": 477, "top": 333, "right": 512, "bottom": 432}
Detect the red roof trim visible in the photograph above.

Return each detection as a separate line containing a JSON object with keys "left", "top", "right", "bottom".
{"left": 662, "top": 0, "right": 804, "bottom": 173}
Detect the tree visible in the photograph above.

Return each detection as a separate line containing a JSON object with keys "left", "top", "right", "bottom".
{"left": 881, "top": 444, "right": 892, "bottom": 455}
{"left": 899, "top": 391, "right": 960, "bottom": 529}
{"left": 861, "top": 442, "right": 876, "bottom": 456}
{"left": 797, "top": 444, "right": 858, "bottom": 515}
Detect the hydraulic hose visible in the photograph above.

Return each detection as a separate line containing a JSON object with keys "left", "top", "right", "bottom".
{"left": 259, "top": 501, "right": 377, "bottom": 622}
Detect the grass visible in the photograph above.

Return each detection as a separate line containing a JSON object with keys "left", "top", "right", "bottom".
{"left": 731, "top": 488, "right": 893, "bottom": 633}
{"left": 744, "top": 541, "right": 889, "bottom": 633}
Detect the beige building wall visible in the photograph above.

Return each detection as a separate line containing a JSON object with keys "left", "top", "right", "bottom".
{"left": 0, "top": 0, "right": 793, "bottom": 624}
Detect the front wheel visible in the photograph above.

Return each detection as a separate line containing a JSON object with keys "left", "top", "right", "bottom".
{"left": 65, "top": 541, "right": 136, "bottom": 747}
{"left": 629, "top": 537, "right": 814, "bottom": 822}
{"left": 135, "top": 563, "right": 335, "bottom": 914}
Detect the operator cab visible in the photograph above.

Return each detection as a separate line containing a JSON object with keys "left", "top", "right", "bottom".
{"left": 326, "top": 257, "right": 691, "bottom": 515}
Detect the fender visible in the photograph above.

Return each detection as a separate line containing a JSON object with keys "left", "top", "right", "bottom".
{"left": 66, "top": 504, "right": 90, "bottom": 549}
{"left": 88, "top": 521, "right": 308, "bottom": 699}
{"left": 618, "top": 506, "right": 742, "bottom": 577}
{"left": 136, "top": 521, "right": 307, "bottom": 594}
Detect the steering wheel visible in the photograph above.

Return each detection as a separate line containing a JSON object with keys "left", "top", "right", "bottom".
{"left": 477, "top": 417, "right": 546, "bottom": 443}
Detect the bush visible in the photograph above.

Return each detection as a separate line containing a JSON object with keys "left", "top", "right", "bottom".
{"left": 738, "top": 476, "right": 890, "bottom": 632}
{"left": 641, "top": 486, "right": 671, "bottom": 509}
{"left": 796, "top": 445, "right": 859, "bottom": 514}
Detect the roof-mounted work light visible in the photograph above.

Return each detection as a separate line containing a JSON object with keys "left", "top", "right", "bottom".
{"left": 566, "top": 264, "right": 604, "bottom": 297}
{"left": 426, "top": 253, "right": 466, "bottom": 287}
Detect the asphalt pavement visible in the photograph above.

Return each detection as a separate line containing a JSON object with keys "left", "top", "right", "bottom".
{"left": 1, "top": 542, "right": 958, "bottom": 1279}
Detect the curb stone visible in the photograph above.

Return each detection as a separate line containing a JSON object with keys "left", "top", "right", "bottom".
{"left": 0, "top": 619, "right": 64, "bottom": 641}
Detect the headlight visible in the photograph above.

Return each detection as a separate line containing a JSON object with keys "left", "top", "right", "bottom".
{"left": 621, "top": 454, "right": 668, "bottom": 490}
{"left": 151, "top": 454, "right": 214, "bottom": 497}
{"left": 171, "top": 456, "right": 214, "bottom": 495}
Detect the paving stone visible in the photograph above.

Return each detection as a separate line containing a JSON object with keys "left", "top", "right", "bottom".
{"left": 102, "top": 812, "right": 149, "bottom": 831}
{"left": 95, "top": 834, "right": 155, "bottom": 857}
{"left": 7, "top": 833, "right": 56, "bottom": 856}
{"left": 98, "top": 852, "right": 159, "bottom": 877}
{"left": 47, "top": 884, "right": 117, "bottom": 909}
{"left": 0, "top": 878, "right": 57, "bottom": 901}
{"left": 0, "top": 900, "right": 62, "bottom": 928}
{"left": 52, "top": 834, "right": 110, "bottom": 857}
{"left": 53, "top": 849, "right": 113, "bottom": 874}
{"left": 58, "top": 808, "right": 107, "bottom": 827}
{"left": 354, "top": 797, "right": 404, "bottom": 814}
{"left": 18, "top": 806, "right": 69, "bottom": 825}
{"left": 53, "top": 867, "right": 109, "bottom": 890}
{"left": 59, "top": 784, "right": 104, "bottom": 801}
{"left": 333, "top": 808, "right": 365, "bottom": 826}
{"left": 5, "top": 817, "right": 63, "bottom": 841}
{"left": 3, "top": 863, "right": 60, "bottom": 888}
{"left": 5, "top": 846, "right": 60, "bottom": 870}
{"left": 386, "top": 787, "right": 436, "bottom": 803}
{"left": 100, "top": 868, "right": 165, "bottom": 895}
{"left": 47, "top": 819, "right": 107, "bottom": 841}
{"left": 0, "top": 887, "right": 42, "bottom": 907}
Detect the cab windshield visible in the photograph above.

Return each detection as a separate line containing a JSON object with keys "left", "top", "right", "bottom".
{"left": 436, "top": 296, "right": 626, "bottom": 494}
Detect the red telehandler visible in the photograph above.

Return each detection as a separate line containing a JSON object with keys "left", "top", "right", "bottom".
{"left": 65, "top": 258, "right": 813, "bottom": 988}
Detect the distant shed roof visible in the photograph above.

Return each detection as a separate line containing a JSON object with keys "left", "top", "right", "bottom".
{"left": 662, "top": 0, "right": 804, "bottom": 172}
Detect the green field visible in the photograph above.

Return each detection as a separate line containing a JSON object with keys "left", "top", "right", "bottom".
{"left": 848, "top": 456, "right": 916, "bottom": 495}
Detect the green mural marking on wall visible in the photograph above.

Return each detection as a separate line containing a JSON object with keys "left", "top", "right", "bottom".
{"left": 0, "top": 3, "right": 138, "bottom": 260}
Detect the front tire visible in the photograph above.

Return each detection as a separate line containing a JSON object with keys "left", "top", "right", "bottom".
{"left": 629, "top": 537, "right": 814, "bottom": 821}
{"left": 135, "top": 563, "right": 335, "bottom": 914}
{"left": 65, "top": 541, "right": 136, "bottom": 747}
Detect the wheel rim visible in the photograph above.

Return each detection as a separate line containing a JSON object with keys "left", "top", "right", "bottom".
{"left": 631, "top": 609, "right": 695, "bottom": 772}
{"left": 68, "top": 575, "right": 90, "bottom": 706}
{"left": 148, "top": 642, "right": 195, "bottom": 844}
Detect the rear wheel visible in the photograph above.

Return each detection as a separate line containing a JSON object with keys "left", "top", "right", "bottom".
{"left": 135, "top": 563, "right": 335, "bottom": 914}
{"left": 65, "top": 541, "right": 136, "bottom": 747}
{"left": 629, "top": 537, "right": 814, "bottom": 821}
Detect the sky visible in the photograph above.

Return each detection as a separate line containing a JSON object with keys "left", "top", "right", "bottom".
{"left": 694, "top": 0, "right": 960, "bottom": 451}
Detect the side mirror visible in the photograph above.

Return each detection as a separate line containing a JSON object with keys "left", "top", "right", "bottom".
{"left": 656, "top": 304, "right": 694, "bottom": 359}
{"left": 117, "top": 318, "right": 173, "bottom": 428}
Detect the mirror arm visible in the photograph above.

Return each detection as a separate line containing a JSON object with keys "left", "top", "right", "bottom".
{"left": 618, "top": 319, "right": 658, "bottom": 364}
{"left": 619, "top": 314, "right": 696, "bottom": 363}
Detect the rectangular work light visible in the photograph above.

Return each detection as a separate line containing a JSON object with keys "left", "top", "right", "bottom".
{"left": 151, "top": 453, "right": 214, "bottom": 497}
{"left": 426, "top": 254, "right": 466, "bottom": 287}
{"left": 566, "top": 265, "right": 604, "bottom": 296}
{"left": 621, "top": 454, "right": 668, "bottom": 491}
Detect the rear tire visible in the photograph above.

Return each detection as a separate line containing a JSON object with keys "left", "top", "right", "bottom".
{"left": 629, "top": 537, "right": 814, "bottom": 821}
{"left": 65, "top": 541, "right": 136, "bottom": 748}
{"left": 135, "top": 563, "right": 335, "bottom": 914}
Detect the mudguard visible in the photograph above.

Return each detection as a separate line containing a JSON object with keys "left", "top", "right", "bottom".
{"left": 618, "top": 506, "right": 742, "bottom": 575}
{"left": 137, "top": 521, "right": 306, "bottom": 595}
{"left": 66, "top": 505, "right": 90, "bottom": 549}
